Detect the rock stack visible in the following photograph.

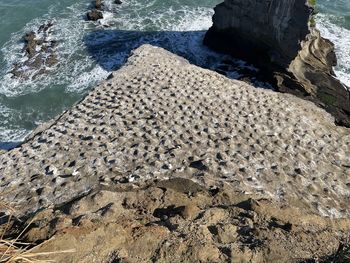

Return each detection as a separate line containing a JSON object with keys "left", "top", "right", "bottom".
{"left": 204, "top": 0, "right": 350, "bottom": 127}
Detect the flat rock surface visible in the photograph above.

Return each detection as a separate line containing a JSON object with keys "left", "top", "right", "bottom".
{"left": 0, "top": 45, "right": 349, "bottom": 218}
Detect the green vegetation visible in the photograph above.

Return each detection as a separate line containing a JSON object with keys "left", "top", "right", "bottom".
{"left": 308, "top": 0, "right": 317, "bottom": 27}
{"left": 309, "top": 16, "right": 316, "bottom": 28}
{"left": 308, "top": 0, "right": 316, "bottom": 7}
{"left": 319, "top": 93, "right": 336, "bottom": 106}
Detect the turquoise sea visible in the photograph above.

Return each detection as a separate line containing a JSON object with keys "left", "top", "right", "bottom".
{"left": 0, "top": 0, "right": 349, "bottom": 149}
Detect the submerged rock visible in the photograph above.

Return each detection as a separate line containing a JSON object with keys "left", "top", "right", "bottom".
{"left": 24, "top": 31, "right": 37, "bottom": 57}
{"left": 204, "top": 0, "right": 350, "bottom": 127}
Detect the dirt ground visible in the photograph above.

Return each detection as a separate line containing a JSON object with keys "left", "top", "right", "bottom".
{"left": 8, "top": 177, "right": 348, "bottom": 263}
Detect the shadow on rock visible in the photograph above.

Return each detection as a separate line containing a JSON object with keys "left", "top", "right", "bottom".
{"left": 83, "top": 29, "right": 218, "bottom": 71}
{"left": 83, "top": 29, "right": 274, "bottom": 88}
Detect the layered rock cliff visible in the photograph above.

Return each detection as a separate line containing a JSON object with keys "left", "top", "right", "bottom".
{"left": 204, "top": 0, "right": 350, "bottom": 127}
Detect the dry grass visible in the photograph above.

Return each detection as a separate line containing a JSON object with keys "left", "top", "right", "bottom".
{"left": 0, "top": 202, "right": 75, "bottom": 262}
{"left": 321, "top": 242, "right": 350, "bottom": 263}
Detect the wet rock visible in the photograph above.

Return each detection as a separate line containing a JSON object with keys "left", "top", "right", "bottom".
{"left": 87, "top": 9, "right": 103, "bottom": 21}
{"left": 24, "top": 31, "right": 37, "bottom": 57}
{"left": 114, "top": 0, "right": 122, "bottom": 4}
{"left": 94, "top": 0, "right": 103, "bottom": 9}
{"left": 38, "top": 21, "right": 54, "bottom": 33}
{"left": 204, "top": 0, "right": 350, "bottom": 127}
{"left": 10, "top": 22, "right": 58, "bottom": 79}
{"left": 46, "top": 53, "right": 59, "bottom": 67}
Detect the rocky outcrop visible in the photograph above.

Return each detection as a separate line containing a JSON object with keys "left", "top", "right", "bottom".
{"left": 10, "top": 22, "right": 58, "bottom": 79}
{"left": 287, "top": 29, "right": 350, "bottom": 126}
{"left": 0, "top": 45, "right": 349, "bottom": 220}
{"left": 204, "top": 0, "right": 350, "bottom": 127}
{"left": 87, "top": 9, "right": 103, "bottom": 21}
{"left": 86, "top": 0, "right": 104, "bottom": 21}
{"left": 1, "top": 44, "right": 350, "bottom": 262}
{"left": 94, "top": 0, "right": 103, "bottom": 9}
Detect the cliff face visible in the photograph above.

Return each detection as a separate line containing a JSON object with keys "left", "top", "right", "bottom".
{"left": 204, "top": 0, "right": 350, "bottom": 126}
{"left": 205, "top": 0, "right": 311, "bottom": 67}
{"left": 287, "top": 29, "right": 350, "bottom": 125}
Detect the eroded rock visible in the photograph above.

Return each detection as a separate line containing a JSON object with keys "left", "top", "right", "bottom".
{"left": 204, "top": 0, "right": 350, "bottom": 127}
{"left": 87, "top": 9, "right": 103, "bottom": 21}
{"left": 10, "top": 22, "right": 58, "bottom": 79}
{"left": 9, "top": 180, "right": 350, "bottom": 263}
{"left": 288, "top": 29, "right": 350, "bottom": 127}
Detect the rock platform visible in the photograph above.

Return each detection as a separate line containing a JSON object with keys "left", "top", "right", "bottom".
{"left": 0, "top": 45, "right": 349, "bottom": 219}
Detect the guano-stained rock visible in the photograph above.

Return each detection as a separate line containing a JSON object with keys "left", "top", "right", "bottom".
{"left": 0, "top": 45, "right": 349, "bottom": 220}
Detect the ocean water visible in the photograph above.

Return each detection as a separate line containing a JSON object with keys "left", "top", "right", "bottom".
{"left": 0, "top": 0, "right": 349, "bottom": 148}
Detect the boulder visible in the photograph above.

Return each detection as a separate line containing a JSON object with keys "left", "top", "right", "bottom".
{"left": 94, "top": 0, "right": 103, "bottom": 10}
{"left": 38, "top": 21, "right": 54, "bottom": 33}
{"left": 87, "top": 9, "right": 103, "bottom": 21}
{"left": 114, "top": 0, "right": 122, "bottom": 4}
{"left": 24, "top": 31, "right": 37, "bottom": 57}
{"left": 204, "top": 0, "right": 350, "bottom": 127}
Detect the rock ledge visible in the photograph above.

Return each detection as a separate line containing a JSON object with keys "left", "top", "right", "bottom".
{"left": 0, "top": 45, "right": 349, "bottom": 220}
